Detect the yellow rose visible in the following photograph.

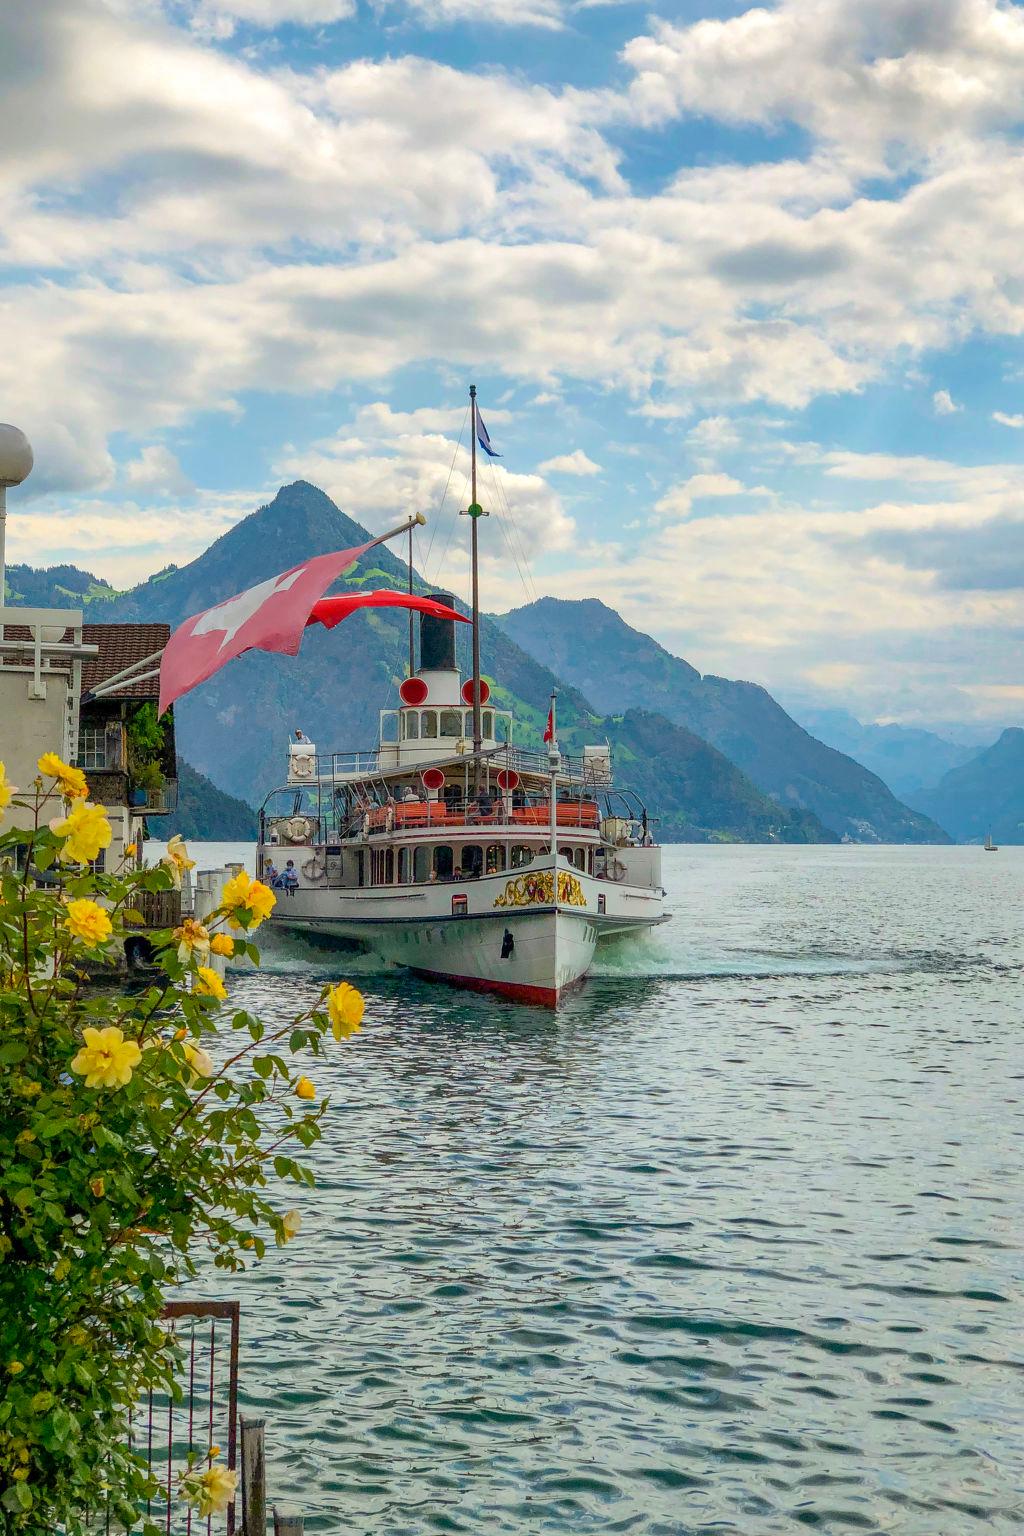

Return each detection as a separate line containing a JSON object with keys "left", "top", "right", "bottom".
{"left": 183, "top": 1040, "right": 214, "bottom": 1079}
{"left": 37, "top": 751, "right": 88, "bottom": 800}
{"left": 0, "top": 761, "right": 17, "bottom": 820}
{"left": 194, "top": 966, "right": 227, "bottom": 1002}
{"left": 280, "top": 1209, "right": 302, "bottom": 1245}
{"left": 64, "top": 898, "right": 113, "bottom": 949}
{"left": 220, "top": 870, "right": 276, "bottom": 931}
{"left": 51, "top": 801, "right": 112, "bottom": 865}
{"left": 210, "top": 933, "right": 234, "bottom": 957}
{"left": 295, "top": 1076, "right": 316, "bottom": 1101}
{"left": 194, "top": 1465, "right": 238, "bottom": 1518}
{"left": 173, "top": 917, "right": 211, "bottom": 965}
{"left": 162, "top": 833, "right": 195, "bottom": 889}
{"left": 71, "top": 1026, "right": 142, "bottom": 1090}
{"left": 327, "top": 981, "right": 364, "bottom": 1041}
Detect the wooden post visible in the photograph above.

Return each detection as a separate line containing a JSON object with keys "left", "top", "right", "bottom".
{"left": 273, "top": 1514, "right": 304, "bottom": 1536}
{"left": 240, "top": 1417, "right": 266, "bottom": 1536}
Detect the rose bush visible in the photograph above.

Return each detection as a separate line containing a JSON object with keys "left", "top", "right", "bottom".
{"left": 0, "top": 755, "right": 363, "bottom": 1532}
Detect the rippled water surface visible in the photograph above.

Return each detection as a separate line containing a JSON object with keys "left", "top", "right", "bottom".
{"left": 182, "top": 845, "right": 1024, "bottom": 1533}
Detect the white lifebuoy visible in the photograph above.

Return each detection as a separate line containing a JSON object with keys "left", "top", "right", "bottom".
{"left": 283, "top": 815, "right": 313, "bottom": 844}
{"left": 302, "top": 854, "right": 327, "bottom": 882}
{"left": 610, "top": 858, "right": 627, "bottom": 882}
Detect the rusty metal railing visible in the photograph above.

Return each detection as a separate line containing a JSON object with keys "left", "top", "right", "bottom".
{"left": 123, "top": 1301, "right": 240, "bottom": 1536}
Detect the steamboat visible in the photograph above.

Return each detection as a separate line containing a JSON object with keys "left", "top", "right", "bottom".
{"left": 257, "top": 388, "right": 666, "bottom": 1005}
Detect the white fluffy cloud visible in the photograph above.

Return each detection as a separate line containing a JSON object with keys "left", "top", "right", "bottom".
{"left": 536, "top": 450, "right": 601, "bottom": 476}
{"left": 654, "top": 472, "right": 747, "bottom": 517}
{"left": 933, "top": 389, "right": 960, "bottom": 415}
{"left": 123, "top": 445, "right": 195, "bottom": 497}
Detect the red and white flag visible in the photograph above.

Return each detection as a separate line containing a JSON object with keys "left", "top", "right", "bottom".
{"left": 543, "top": 702, "right": 555, "bottom": 743}
{"left": 159, "top": 543, "right": 375, "bottom": 712}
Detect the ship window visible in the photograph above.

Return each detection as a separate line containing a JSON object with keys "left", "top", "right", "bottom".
{"left": 460, "top": 845, "right": 483, "bottom": 879}
{"left": 574, "top": 847, "right": 586, "bottom": 871}
{"left": 598, "top": 893, "right": 606, "bottom": 914}
{"left": 399, "top": 847, "right": 411, "bottom": 883}
{"left": 482, "top": 710, "right": 494, "bottom": 739}
{"left": 402, "top": 710, "right": 419, "bottom": 741}
{"left": 440, "top": 709, "right": 461, "bottom": 738}
{"left": 558, "top": 845, "right": 573, "bottom": 862}
{"left": 486, "top": 844, "right": 506, "bottom": 874}
{"left": 385, "top": 848, "right": 394, "bottom": 884}
{"left": 421, "top": 710, "right": 438, "bottom": 739}
{"left": 381, "top": 712, "right": 398, "bottom": 744}
{"left": 510, "top": 845, "right": 533, "bottom": 869}
{"left": 413, "top": 845, "right": 431, "bottom": 883}
{"left": 433, "top": 844, "right": 455, "bottom": 880}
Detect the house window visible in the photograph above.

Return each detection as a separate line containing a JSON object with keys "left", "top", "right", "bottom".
{"left": 78, "top": 724, "right": 108, "bottom": 770}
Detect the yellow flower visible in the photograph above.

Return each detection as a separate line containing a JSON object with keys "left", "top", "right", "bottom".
{"left": 194, "top": 966, "right": 227, "bottom": 1002}
{"left": 173, "top": 917, "right": 211, "bottom": 965}
{"left": 51, "top": 801, "right": 112, "bottom": 865}
{"left": 90, "top": 1176, "right": 106, "bottom": 1199}
{"left": 71, "top": 1026, "right": 142, "bottom": 1090}
{"left": 280, "top": 1209, "right": 302, "bottom": 1245}
{"left": 210, "top": 933, "right": 234, "bottom": 957}
{"left": 64, "top": 898, "right": 113, "bottom": 949}
{"left": 183, "top": 1040, "right": 214, "bottom": 1079}
{"left": 327, "top": 981, "right": 364, "bottom": 1041}
{"left": 295, "top": 1076, "right": 316, "bottom": 1101}
{"left": 0, "top": 761, "right": 17, "bottom": 821}
{"left": 220, "top": 870, "right": 276, "bottom": 931}
{"left": 193, "top": 1465, "right": 238, "bottom": 1518}
{"left": 37, "top": 751, "right": 88, "bottom": 800}
{"left": 162, "top": 833, "right": 195, "bottom": 890}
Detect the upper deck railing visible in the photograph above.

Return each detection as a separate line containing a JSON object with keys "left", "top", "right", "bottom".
{"left": 290, "top": 743, "right": 603, "bottom": 785}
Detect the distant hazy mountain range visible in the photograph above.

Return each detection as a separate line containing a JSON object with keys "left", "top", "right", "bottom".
{"left": 496, "top": 597, "right": 945, "bottom": 844}
{"left": 9, "top": 480, "right": 970, "bottom": 844}
{"left": 792, "top": 707, "right": 979, "bottom": 798}
{"left": 908, "top": 729, "right": 1024, "bottom": 845}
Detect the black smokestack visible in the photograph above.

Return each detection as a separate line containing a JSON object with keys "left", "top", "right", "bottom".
{"left": 419, "top": 592, "right": 457, "bottom": 671}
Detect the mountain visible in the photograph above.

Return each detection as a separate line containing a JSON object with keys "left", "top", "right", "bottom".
{"left": 495, "top": 597, "right": 949, "bottom": 844}
{"left": 792, "top": 707, "right": 977, "bottom": 797}
{"left": 12, "top": 480, "right": 831, "bottom": 845}
{"left": 4, "top": 562, "right": 119, "bottom": 608}
{"left": 161, "top": 759, "right": 257, "bottom": 841}
{"left": 909, "top": 728, "right": 1024, "bottom": 843}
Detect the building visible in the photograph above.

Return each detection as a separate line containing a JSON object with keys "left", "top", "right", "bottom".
{"left": 1, "top": 614, "right": 176, "bottom": 864}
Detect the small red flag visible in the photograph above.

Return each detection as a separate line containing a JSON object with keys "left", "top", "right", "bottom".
{"left": 543, "top": 705, "right": 554, "bottom": 743}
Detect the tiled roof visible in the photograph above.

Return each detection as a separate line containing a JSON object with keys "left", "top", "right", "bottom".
{"left": 82, "top": 624, "right": 170, "bottom": 701}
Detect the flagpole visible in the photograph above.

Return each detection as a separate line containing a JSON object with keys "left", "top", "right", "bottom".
{"left": 407, "top": 523, "right": 415, "bottom": 676}
{"left": 469, "top": 383, "right": 483, "bottom": 790}
{"left": 547, "top": 688, "right": 559, "bottom": 858}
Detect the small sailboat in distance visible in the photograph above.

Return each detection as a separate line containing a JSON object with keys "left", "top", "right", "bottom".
{"left": 984, "top": 830, "right": 998, "bottom": 851}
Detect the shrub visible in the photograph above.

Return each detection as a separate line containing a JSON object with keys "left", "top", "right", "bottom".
{"left": 0, "top": 756, "right": 364, "bottom": 1531}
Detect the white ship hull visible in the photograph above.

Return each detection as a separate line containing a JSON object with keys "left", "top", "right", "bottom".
{"left": 268, "top": 856, "right": 664, "bottom": 1007}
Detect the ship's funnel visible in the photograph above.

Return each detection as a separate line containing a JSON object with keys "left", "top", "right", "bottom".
{"left": 419, "top": 591, "right": 458, "bottom": 671}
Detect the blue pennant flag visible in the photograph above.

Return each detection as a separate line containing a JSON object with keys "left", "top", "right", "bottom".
{"left": 476, "top": 411, "right": 501, "bottom": 458}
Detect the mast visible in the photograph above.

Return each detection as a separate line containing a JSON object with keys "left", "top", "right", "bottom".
{"left": 468, "top": 383, "right": 483, "bottom": 788}
{"left": 407, "top": 522, "right": 415, "bottom": 676}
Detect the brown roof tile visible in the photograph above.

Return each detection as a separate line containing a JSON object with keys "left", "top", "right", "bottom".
{"left": 82, "top": 624, "right": 170, "bottom": 701}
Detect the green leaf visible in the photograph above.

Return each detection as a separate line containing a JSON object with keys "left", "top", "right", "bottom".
{"left": 0, "top": 1040, "right": 28, "bottom": 1064}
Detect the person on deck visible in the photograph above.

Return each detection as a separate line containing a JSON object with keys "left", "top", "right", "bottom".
{"left": 265, "top": 860, "right": 282, "bottom": 888}
{"left": 282, "top": 860, "right": 299, "bottom": 894}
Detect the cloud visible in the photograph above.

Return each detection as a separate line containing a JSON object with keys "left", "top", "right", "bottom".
{"left": 932, "top": 389, "right": 960, "bottom": 415}
{"left": 654, "top": 472, "right": 746, "bottom": 517}
{"left": 686, "top": 415, "right": 741, "bottom": 460}
{"left": 122, "top": 445, "right": 195, "bottom": 497}
{"left": 992, "top": 410, "right": 1024, "bottom": 428}
{"left": 536, "top": 449, "right": 601, "bottom": 476}
{"left": 186, "top": 0, "right": 355, "bottom": 38}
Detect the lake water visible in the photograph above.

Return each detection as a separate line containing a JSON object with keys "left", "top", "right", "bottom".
{"left": 154, "top": 844, "right": 1024, "bottom": 1534}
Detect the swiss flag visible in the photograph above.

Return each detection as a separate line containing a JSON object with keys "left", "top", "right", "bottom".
{"left": 543, "top": 704, "right": 555, "bottom": 743}
{"left": 158, "top": 543, "right": 374, "bottom": 713}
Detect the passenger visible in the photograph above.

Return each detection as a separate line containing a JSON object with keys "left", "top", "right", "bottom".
{"left": 402, "top": 786, "right": 418, "bottom": 803}
{"left": 282, "top": 859, "right": 300, "bottom": 894}
{"left": 265, "top": 860, "right": 283, "bottom": 888}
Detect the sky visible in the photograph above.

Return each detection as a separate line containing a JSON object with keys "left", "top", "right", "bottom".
{"left": 3, "top": 0, "right": 1024, "bottom": 732}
